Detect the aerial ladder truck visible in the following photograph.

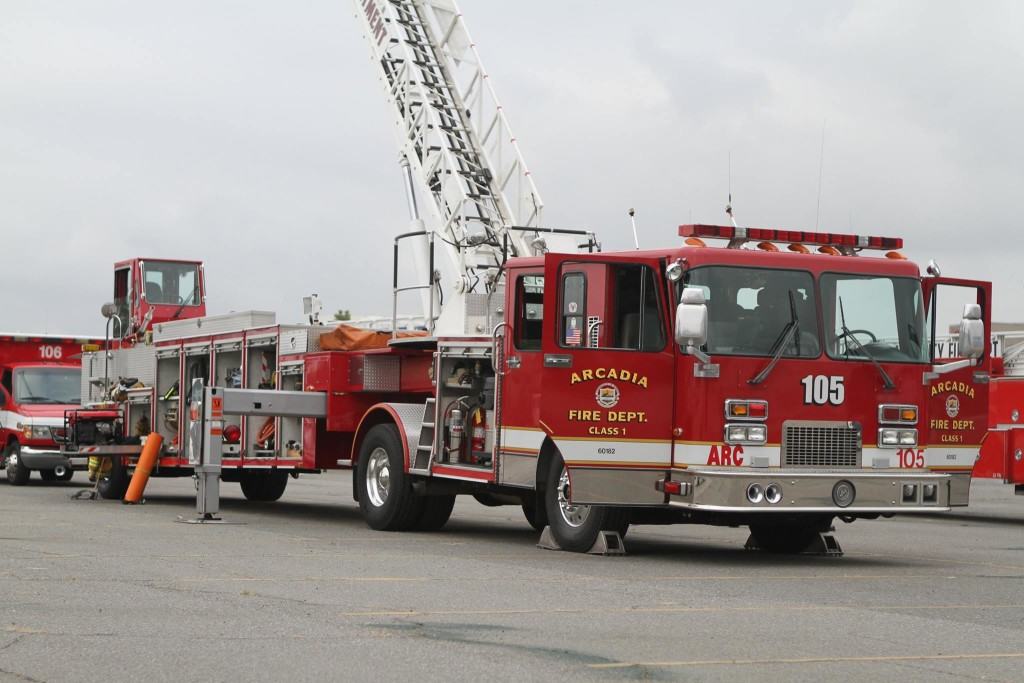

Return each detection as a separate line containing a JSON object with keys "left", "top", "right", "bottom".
{"left": 58, "top": 0, "right": 994, "bottom": 554}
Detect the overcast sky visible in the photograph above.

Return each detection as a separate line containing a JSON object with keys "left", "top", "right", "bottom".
{"left": 2, "top": 1, "right": 1022, "bottom": 337}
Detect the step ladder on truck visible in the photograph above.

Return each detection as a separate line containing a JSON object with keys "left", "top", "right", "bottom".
{"left": 59, "top": 0, "right": 995, "bottom": 554}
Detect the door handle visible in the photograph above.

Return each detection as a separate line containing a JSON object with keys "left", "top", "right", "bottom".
{"left": 543, "top": 354, "right": 572, "bottom": 368}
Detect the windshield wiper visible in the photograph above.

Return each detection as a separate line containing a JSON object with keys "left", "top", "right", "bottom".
{"left": 749, "top": 290, "right": 800, "bottom": 385}
{"left": 170, "top": 285, "right": 198, "bottom": 321}
{"left": 838, "top": 296, "right": 895, "bottom": 390}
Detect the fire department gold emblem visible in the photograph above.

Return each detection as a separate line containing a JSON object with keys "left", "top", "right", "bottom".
{"left": 945, "top": 394, "right": 960, "bottom": 419}
{"left": 595, "top": 382, "right": 620, "bottom": 409}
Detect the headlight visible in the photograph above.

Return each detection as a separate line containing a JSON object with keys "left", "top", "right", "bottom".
{"left": 725, "top": 423, "right": 767, "bottom": 444}
{"left": 19, "top": 423, "right": 54, "bottom": 440}
{"left": 878, "top": 428, "right": 916, "bottom": 448}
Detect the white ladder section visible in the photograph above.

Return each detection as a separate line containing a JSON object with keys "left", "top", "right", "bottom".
{"left": 354, "top": 0, "right": 551, "bottom": 334}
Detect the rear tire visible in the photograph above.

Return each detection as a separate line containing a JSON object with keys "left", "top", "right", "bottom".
{"left": 522, "top": 502, "right": 548, "bottom": 532}
{"left": 5, "top": 445, "right": 30, "bottom": 486}
{"left": 40, "top": 469, "right": 57, "bottom": 482}
{"left": 415, "top": 495, "right": 455, "bottom": 531}
{"left": 543, "top": 454, "right": 627, "bottom": 552}
{"left": 97, "top": 458, "right": 130, "bottom": 500}
{"left": 356, "top": 423, "right": 422, "bottom": 531}
{"left": 239, "top": 470, "right": 289, "bottom": 502}
{"left": 749, "top": 517, "right": 832, "bottom": 554}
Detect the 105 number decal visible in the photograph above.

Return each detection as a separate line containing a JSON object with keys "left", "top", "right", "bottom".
{"left": 801, "top": 375, "right": 845, "bottom": 405}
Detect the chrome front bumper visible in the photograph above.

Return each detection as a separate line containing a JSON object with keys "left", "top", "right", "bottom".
{"left": 658, "top": 467, "right": 952, "bottom": 513}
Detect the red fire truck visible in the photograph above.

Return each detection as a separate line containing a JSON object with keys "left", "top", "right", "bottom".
{"left": 58, "top": 1, "right": 994, "bottom": 553}
{"left": 1, "top": 334, "right": 100, "bottom": 484}
{"left": 63, "top": 227, "right": 992, "bottom": 552}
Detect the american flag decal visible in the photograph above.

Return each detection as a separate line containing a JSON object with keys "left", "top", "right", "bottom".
{"left": 565, "top": 320, "right": 582, "bottom": 345}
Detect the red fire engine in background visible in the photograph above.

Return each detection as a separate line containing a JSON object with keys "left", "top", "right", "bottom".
{"left": 975, "top": 332, "right": 1024, "bottom": 493}
{"left": 55, "top": 1, "right": 996, "bottom": 554}
{"left": 1, "top": 334, "right": 100, "bottom": 484}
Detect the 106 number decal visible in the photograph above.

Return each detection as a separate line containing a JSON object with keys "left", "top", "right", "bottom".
{"left": 801, "top": 375, "right": 845, "bottom": 405}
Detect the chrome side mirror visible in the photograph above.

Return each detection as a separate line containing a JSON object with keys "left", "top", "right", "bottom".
{"left": 675, "top": 287, "right": 709, "bottom": 361}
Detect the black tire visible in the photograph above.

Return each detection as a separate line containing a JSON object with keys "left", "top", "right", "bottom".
{"left": 97, "top": 458, "right": 130, "bottom": 500}
{"left": 749, "top": 517, "right": 833, "bottom": 554}
{"left": 522, "top": 502, "right": 548, "bottom": 532}
{"left": 356, "top": 423, "right": 422, "bottom": 531}
{"left": 55, "top": 468, "right": 74, "bottom": 482}
{"left": 414, "top": 495, "right": 456, "bottom": 531}
{"left": 39, "top": 469, "right": 57, "bottom": 482}
{"left": 5, "top": 445, "right": 30, "bottom": 486}
{"left": 543, "top": 454, "right": 627, "bottom": 552}
{"left": 239, "top": 470, "right": 289, "bottom": 502}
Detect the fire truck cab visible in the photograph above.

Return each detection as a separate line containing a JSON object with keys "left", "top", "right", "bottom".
{"left": 1, "top": 334, "right": 99, "bottom": 484}
{"left": 483, "top": 225, "right": 991, "bottom": 551}
{"left": 111, "top": 258, "right": 206, "bottom": 338}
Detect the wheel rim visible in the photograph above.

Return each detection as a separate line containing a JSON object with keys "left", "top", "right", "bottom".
{"left": 556, "top": 466, "right": 590, "bottom": 528}
{"left": 365, "top": 447, "right": 391, "bottom": 508}
{"left": 8, "top": 453, "right": 18, "bottom": 468}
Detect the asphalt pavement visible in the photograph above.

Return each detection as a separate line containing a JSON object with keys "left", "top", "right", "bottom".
{"left": 1, "top": 470, "right": 1022, "bottom": 682}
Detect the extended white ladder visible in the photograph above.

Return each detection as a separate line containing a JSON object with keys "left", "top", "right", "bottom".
{"left": 354, "top": 0, "right": 552, "bottom": 334}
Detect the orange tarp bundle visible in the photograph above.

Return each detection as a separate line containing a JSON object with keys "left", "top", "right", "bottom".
{"left": 320, "top": 324, "right": 427, "bottom": 351}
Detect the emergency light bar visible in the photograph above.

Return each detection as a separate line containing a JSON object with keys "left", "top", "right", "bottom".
{"left": 679, "top": 224, "right": 903, "bottom": 250}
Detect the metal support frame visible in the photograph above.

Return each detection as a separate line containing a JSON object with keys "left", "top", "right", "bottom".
{"left": 182, "top": 381, "right": 327, "bottom": 523}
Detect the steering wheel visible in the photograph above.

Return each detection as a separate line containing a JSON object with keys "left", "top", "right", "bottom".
{"left": 836, "top": 328, "right": 877, "bottom": 344}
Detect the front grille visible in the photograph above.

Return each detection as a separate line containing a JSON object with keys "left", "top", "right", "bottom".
{"left": 782, "top": 421, "right": 861, "bottom": 468}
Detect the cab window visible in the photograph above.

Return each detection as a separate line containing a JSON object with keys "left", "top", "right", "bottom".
{"left": 558, "top": 262, "right": 665, "bottom": 352}
{"left": 682, "top": 266, "right": 820, "bottom": 358}
{"left": 514, "top": 274, "right": 544, "bottom": 351}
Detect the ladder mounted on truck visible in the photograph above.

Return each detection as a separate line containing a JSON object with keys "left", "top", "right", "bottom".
{"left": 355, "top": 0, "right": 595, "bottom": 336}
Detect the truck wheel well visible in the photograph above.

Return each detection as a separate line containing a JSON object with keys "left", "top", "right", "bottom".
{"left": 535, "top": 438, "right": 558, "bottom": 500}
{"left": 350, "top": 408, "right": 402, "bottom": 503}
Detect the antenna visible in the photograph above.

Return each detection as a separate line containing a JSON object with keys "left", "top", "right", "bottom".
{"left": 628, "top": 208, "right": 639, "bottom": 250}
{"left": 815, "top": 121, "right": 826, "bottom": 231}
{"left": 725, "top": 151, "right": 738, "bottom": 228}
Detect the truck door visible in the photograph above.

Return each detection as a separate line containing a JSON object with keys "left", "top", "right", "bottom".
{"left": 922, "top": 277, "right": 991, "bottom": 494}
{"left": 539, "top": 253, "right": 675, "bottom": 505}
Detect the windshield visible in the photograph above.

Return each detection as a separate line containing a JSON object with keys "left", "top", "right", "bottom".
{"left": 682, "top": 266, "right": 820, "bottom": 358}
{"left": 821, "top": 273, "right": 928, "bottom": 363}
{"left": 13, "top": 367, "right": 81, "bottom": 405}
{"left": 142, "top": 261, "right": 200, "bottom": 306}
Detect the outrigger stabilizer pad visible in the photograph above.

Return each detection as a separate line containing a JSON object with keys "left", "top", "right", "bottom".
{"left": 175, "top": 513, "right": 235, "bottom": 525}
{"left": 743, "top": 531, "right": 844, "bottom": 557}
{"left": 537, "top": 527, "right": 627, "bottom": 556}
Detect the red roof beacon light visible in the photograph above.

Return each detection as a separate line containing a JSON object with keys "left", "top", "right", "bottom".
{"left": 679, "top": 225, "right": 903, "bottom": 254}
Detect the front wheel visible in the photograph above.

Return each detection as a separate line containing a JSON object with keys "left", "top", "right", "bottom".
{"left": 5, "top": 445, "right": 30, "bottom": 486}
{"left": 543, "top": 454, "right": 627, "bottom": 552}
{"left": 748, "top": 516, "right": 833, "bottom": 553}
{"left": 356, "top": 423, "right": 422, "bottom": 531}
